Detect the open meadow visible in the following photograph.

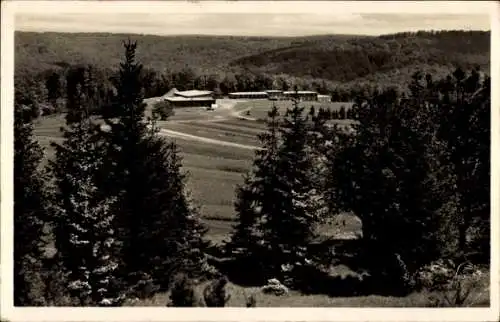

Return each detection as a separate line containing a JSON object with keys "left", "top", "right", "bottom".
{"left": 33, "top": 99, "right": 362, "bottom": 246}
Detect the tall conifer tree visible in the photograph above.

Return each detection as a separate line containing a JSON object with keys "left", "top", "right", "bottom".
{"left": 228, "top": 103, "right": 281, "bottom": 271}
{"left": 261, "top": 96, "right": 322, "bottom": 274}
{"left": 50, "top": 69, "right": 124, "bottom": 306}
{"left": 101, "top": 40, "right": 208, "bottom": 292}
{"left": 14, "top": 103, "right": 49, "bottom": 306}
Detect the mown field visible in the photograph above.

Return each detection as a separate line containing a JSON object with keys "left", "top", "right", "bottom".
{"left": 33, "top": 99, "right": 362, "bottom": 245}
{"left": 33, "top": 116, "right": 254, "bottom": 245}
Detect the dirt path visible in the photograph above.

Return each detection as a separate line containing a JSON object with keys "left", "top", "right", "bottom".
{"left": 158, "top": 128, "right": 261, "bottom": 150}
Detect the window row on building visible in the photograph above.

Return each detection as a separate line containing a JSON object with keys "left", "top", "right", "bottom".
{"left": 161, "top": 88, "right": 332, "bottom": 108}
{"left": 229, "top": 90, "right": 331, "bottom": 102}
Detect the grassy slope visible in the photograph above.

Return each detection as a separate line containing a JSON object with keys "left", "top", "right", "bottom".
{"left": 32, "top": 100, "right": 362, "bottom": 244}
{"left": 33, "top": 116, "right": 252, "bottom": 244}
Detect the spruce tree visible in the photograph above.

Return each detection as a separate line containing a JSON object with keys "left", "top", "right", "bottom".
{"left": 227, "top": 103, "right": 281, "bottom": 277}
{"left": 14, "top": 102, "right": 49, "bottom": 306}
{"left": 330, "top": 85, "right": 444, "bottom": 293}
{"left": 230, "top": 98, "right": 325, "bottom": 283}
{"left": 100, "top": 40, "right": 208, "bottom": 293}
{"left": 431, "top": 68, "right": 490, "bottom": 259}
{"left": 262, "top": 97, "right": 322, "bottom": 278}
{"left": 50, "top": 77, "right": 124, "bottom": 306}
{"left": 130, "top": 136, "right": 209, "bottom": 288}
{"left": 307, "top": 106, "right": 333, "bottom": 218}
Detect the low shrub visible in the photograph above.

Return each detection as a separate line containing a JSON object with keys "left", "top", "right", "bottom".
{"left": 261, "top": 278, "right": 289, "bottom": 296}
{"left": 415, "top": 259, "right": 456, "bottom": 291}
{"left": 128, "top": 272, "right": 159, "bottom": 300}
{"left": 417, "top": 260, "right": 488, "bottom": 307}
{"left": 203, "top": 276, "right": 231, "bottom": 307}
{"left": 152, "top": 101, "right": 175, "bottom": 120}
{"left": 169, "top": 274, "right": 197, "bottom": 307}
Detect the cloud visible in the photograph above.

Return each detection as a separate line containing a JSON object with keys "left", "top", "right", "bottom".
{"left": 15, "top": 12, "right": 490, "bottom": 37}
{"left": 360, "top": 13, "right": 489, "bottom": 30}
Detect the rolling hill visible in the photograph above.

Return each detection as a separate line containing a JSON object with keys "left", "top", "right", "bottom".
{"left": 14, "top": 32, "right": 358, "bottom": 76}
{"left": 231, "top": 30, "right": 490, "bottom": 82}
{"left": 15, "top": 30, "right": 490, "bottom": 88}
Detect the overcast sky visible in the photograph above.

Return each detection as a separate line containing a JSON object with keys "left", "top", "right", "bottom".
{"left": 11, "top": 1, "right": 494, "bottom": 37}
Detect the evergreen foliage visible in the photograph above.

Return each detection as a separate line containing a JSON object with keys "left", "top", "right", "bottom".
{"left": 427, "top": 68, "right": 490, "bottom": 260}
{"left": 13, "top": 103, "right": 49, "bottom": 306}
{"left": 327, "top": 67, "right": 490, "bottom": 292}
{"left": 152, "top": 100, "right": 174, "bottom": 120}
{"left": 263, "top": 97, "right": 320, "bottom": 256}
{"left": 203, "top": 276, "right": 231, "bottom": 307}
{"left": 49, "top": 69, "right": 124, "bottom": 306}
{"left": 229, "top": 96, "right": 325, "bottom": 284}
{"left": 99, "top": 40, "right": 208, "bottom": 293}
{"left": 169, "top": 274, "right": 197, "bottom": 307}
{"left": 227, "top": 103, "right": 281, "bottom": 278}
{"left": 330, "top": 87, "right": 443, "bottom": 292}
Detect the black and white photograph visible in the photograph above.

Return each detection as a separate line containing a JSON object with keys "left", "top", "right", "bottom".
{"left": 1, "top": 0, "right": 498, "bottom": 321}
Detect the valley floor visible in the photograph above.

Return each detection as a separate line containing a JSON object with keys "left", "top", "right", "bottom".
{"left": 35, "top": 97, "right": 362, "bottom": 245}
{"left": 31, "top": 97, "right": 490, "bottom": 307}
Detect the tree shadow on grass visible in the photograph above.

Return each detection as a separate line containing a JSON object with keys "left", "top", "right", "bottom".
{"left": 208, "top": 254, "right": 274, "bottom": 287}
{"left": 207, "top": 240, "right": 411, "bottom": 297}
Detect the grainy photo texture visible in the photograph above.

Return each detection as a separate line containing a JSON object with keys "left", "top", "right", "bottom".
{"left": 4, "top": 0, "right": 494, "bottom": 315}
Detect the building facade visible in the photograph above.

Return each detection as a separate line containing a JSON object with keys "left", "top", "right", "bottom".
{"left": 228, "top": 92, "right": 269, "bottom": 99}
{"left": 317, "top": 94, "right": 332, "bottom": 103}
{"left": 266, "top": 90, "right": 285, "bottom": 100}
{"left": 283, "top": 91, "right": 318, "bottom": 101}
{"left": 163, "top": 89, "right": 215, "bottom": 108}
{"left": 225, "top": 90, "right": 320, "bottom": 102}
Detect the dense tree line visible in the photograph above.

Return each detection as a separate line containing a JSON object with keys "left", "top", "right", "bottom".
{"left": 14, "top": 61, "right": 414, "bottom": 122}
{"left": 227, "top": 68, "right": 490, "bottom": 295}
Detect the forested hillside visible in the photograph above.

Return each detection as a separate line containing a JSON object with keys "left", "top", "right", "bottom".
{"left": 232, "top": 30, "right": 490, "bottom": 82}
{"left": 15, "top": 30, "right": 490, "bottom": 88}
{"left": 15, "top": 32, "right": 354, "bottom": 76}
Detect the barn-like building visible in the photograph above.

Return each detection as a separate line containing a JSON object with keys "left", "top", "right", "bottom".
{"left": 163, "top": 89, "right": 215, "bottom": 108}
